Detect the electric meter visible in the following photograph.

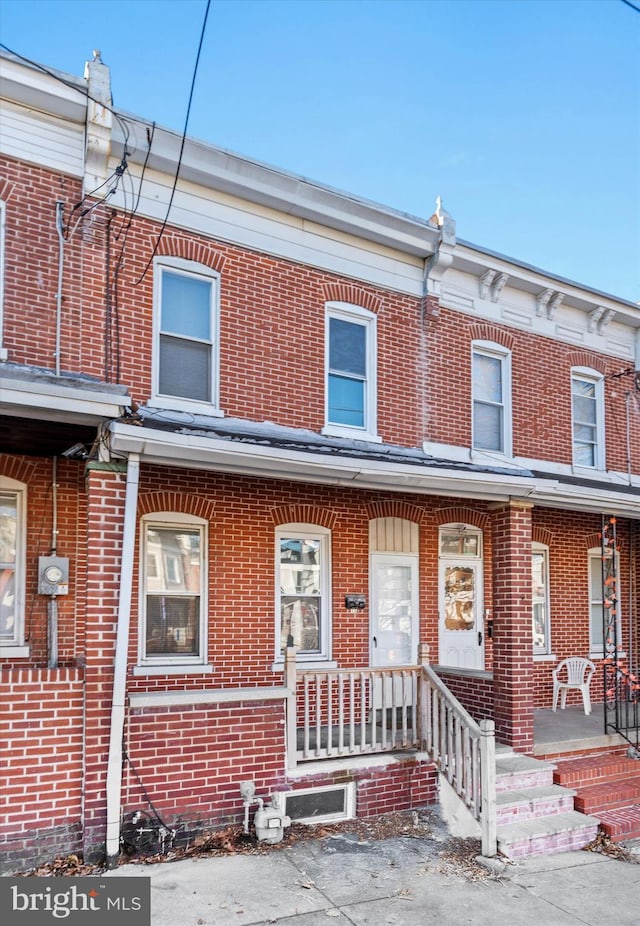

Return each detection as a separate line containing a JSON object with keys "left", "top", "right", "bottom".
{"left": 38, "top": 556, "right": 70, "bottom": 595}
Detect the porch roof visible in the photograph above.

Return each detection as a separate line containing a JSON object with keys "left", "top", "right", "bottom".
{"left": 109, "top": 410, "right": 640, "bottom": 520}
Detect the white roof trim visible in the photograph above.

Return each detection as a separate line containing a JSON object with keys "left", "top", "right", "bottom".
{"left": 109, "top": 421, "right": 640, "bottom": 519}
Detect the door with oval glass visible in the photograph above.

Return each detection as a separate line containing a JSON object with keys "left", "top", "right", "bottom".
{"left": 438, "top": 527, "right": 484, "bottom": 669}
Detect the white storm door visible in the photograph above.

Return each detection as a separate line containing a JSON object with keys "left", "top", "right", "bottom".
{"left": 370, "top": 554, "right": 418, "bottom": 667}
{"left": 439, "top": 560, "right": 484, "bottom": 669}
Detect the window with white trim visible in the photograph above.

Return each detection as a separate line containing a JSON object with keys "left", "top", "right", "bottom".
{"left": 140, "top": 513, "right": 207, "bottom": 665}
{"left": 0, "top": 480, "right": 26, "bottom": 651}
{"left": 571, "top": 369, "right": 605, "bottom": 469}
{"left": 588, "top": 547, "right": 621, "bottom": 657}
{"left": 153, "top": 257, "right": 220, "bottom": 410}
{"left": 0, "top": 199, "right": 6, "bottom": 360}
{"left": 324, "top": 303, "right": 377, "bottom": 440}
{"left": 472, "top": 342, "right": 511, "bottom": 455}
{"left": 276, "top": 525, "right": 331, "bottom": 660}
{"left": 532, "top": 543, "right": 550, "bottom": 654}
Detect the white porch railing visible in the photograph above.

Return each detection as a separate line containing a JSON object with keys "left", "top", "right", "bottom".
{"left": 285, "top": 645, "right": 496, "bottom": 857}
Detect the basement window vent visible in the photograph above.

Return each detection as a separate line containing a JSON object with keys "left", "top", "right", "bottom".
{"left": 283, "top": 783, "right": 355, "bottom": 824}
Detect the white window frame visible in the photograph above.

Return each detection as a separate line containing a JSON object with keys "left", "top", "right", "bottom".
{"left": 471, "top": 341, "right": 512, "bottom": 457}
{"left": 275, "top": 524, "right": 332, "bottom": 664}
{"left": 0, "top": 478, "right": 28, "bottom": 657}
{"left": 138, "top": 512, "right": 208, "bottom": 668}
{"left": 0, "top": 199, "right": 6, "bottom": 360}
{"left": 588, "top": 547, "right": 622, "bottom": 659}
{"left": 571, "top": 368, "right": 605, "bottom": 470}
{"left": 150, "top": 256, "right": 221, "bottom": 413}
{"left": 323, "top": 302, "right": 379, "bottom": 442}
{"left": 532, "top": 543, "right": 551, "bottom": 656}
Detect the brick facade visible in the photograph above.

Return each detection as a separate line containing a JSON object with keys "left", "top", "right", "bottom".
{"left": 1, "top": 55, "right": 638, "bottom": 871}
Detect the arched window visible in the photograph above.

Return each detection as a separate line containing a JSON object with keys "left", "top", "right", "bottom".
{"left": 152, "top": 256, "right": 221, "bottom": 411}
{"left": 588, "top": 546, "right": 621, "bottom": 657}
{"left": 571, "top": 368, "right": 605, "bottom": 469}
{"left": 532, "top": 542, "right": 550, "bottom": 655}
{"left": 324, "top": 302, "right": 378, "bottom": 441}
{"left": 139, "top": 512, "right": 208, "bottom": 665}
{"left": 472, "top": 341, "right": 512, "bottom": 456}
{"left": 276, "top": 524, "right": 331, "bottom": 661}
{"left": 0, "top": 478, "right": 27, "bottom": 655}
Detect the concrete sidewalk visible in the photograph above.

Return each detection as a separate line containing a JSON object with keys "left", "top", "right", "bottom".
{"left": 107, "top": 829, "right": 640, "bottom": 926}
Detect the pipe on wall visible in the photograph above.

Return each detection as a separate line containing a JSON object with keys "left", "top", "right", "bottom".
{"left": 105, "top": 453, "right": 140, "bottom": 865}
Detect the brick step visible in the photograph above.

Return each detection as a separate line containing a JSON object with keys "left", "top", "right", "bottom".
{"left": 497, "top": 811, "right": 600, "bottom": 860}
{"left": 495, "top": 753, "right": 556, "bottom": 794}
{"left": 496, "top": 784, "right": 576, "bottom": 825}
{"left": 595, "top": 804, "right": 640, "bottom": 842}
{"left": 553, "top": 754, "right": 640, "bottom": 787}
{"left": 574, "top": 775, "right": 640, "bottom": 814}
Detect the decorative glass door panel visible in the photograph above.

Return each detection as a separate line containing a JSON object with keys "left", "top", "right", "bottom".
{"left": 438, "top": 529, "right": 484, "bottom": 669}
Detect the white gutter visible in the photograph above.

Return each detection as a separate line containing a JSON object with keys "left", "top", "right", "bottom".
{"left": 105, "top": 453, "right": 140, "bottom": 866}
{"left": 109, "top": 422, "right": 640, "bottom": 519}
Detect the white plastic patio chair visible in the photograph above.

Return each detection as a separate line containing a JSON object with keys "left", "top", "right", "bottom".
{"left": 552, "top": 657, "right": 596, "bottom": 715}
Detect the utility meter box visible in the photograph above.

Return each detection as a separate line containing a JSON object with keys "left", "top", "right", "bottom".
{"left": 38, "top": 556, "right": 70, "bottom": 596}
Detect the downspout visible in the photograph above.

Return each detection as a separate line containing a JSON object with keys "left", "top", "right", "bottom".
{"left": 54, "top": 201, "right": 65, "bottom": 376}
{"left": 105, "top": 452, "right": 140, "bottom": 866}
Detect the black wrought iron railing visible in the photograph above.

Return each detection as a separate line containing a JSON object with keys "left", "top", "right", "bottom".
{"left": 604, "top": 660, "right": 640, "bottom": 750}
{"left": 601, "top": 514, "right": 639, "bottom": 751}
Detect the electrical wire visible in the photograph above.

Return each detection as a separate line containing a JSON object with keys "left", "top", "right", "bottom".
{"left": 620, "top": 0, "right": 640, "bottom": 12}
{"left": 0, "top": 42, "right": 134, "bottom": 152}
{"left": 134, "top": 0, "right": 212, "bottom": 286}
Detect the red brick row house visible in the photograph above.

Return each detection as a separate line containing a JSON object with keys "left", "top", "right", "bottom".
{"left": 1, "top": 50, "right": 638, "bottom": 871}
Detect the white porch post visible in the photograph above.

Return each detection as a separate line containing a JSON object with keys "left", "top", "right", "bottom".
{"left": 479, "top": 718, "right": 497, "bottom": 857}
{"left": 285, "top": 646, "right": 298, "bottom": 770}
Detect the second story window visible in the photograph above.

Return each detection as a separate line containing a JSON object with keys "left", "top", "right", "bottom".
{"left": 571, "top": 369, "right": 604, "bottom": 469}
{"left": 153, "top": 258, "right": 220, "bottom": 410}
{"left": 472, "top": 342, "right": 511, "bottom": 455}
{"left": 324, "top": 303, "right": 377, "bottom": 440}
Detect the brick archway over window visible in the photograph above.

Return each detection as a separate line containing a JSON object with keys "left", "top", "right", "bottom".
{"left": 568, "top": 352, "right": 606, "bottom": 375}
{"left": 0, "top": 456, "right": 36, "bottom": 485}
{"left": 321, "top": 282, "right": 382, "bottom": 314}
{"left": 270, "top": 505, "right": 337, "bottom": 530}
{"left": 365, "top": 500, "right": 427, "bottom": 525}
{"left": 469, "top": 324, "right": 515, "bottom": 350}
{"left": 0, "top": 179, "right": 15, "bottom": 201}
{"left": 153, "top": 234, "right": 226, "bottom": 274}
{"left": 138, "top": 491, "right": 216, "bottom": 522}
{"left": 434, "top": 507, "right": 489, "bottom": 530}
{"left": 532, "top": 527, "right": 553, "bottom": 547}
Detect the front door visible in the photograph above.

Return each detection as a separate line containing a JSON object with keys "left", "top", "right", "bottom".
{"left": 438, "top": 528, "right": 484, "bottom": 669}
{"left": 370, "top": 554, "right": 418, "bottom": 667}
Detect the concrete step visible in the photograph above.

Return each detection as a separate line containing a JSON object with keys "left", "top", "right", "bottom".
{"left": 496, "top": 784, "right": 576, "bottom": 825}
{"left": 495, "top": 753, "right": 556, "bottom": 793}
{"left": 553, "top": 754, "right": 640, "bottom": 787}
{"left": 497, "top": 811, "right": 600, "bottom": 860}
{"left": 573, "top": 774, "right": 640, "bottom": 814}
{"left": 596, "top": 804, "right": 640, "bottom": 842}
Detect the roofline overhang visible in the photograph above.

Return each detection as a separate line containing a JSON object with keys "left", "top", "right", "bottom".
{"left": 110, "top": 122, "right": 442, "bottom": 258}
{"left": 109, "top": 422, "right": 640, "bottom": 520}
{"left": 0, "top": 373, "right": 129, "bottom": 425}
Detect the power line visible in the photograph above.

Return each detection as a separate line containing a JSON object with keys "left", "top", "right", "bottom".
{"left": 0, "top": 42, "right": 133, "bottom": 150}
{"left": 620, "top": 0, "right": 640, "bottom": 12}
{"left": 134, "top": 0, "right": 212, "bottom": 286}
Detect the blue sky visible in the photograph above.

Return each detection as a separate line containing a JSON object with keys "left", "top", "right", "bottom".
{"left": 2, "top": 0, "right": 639, "bottom": 301}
